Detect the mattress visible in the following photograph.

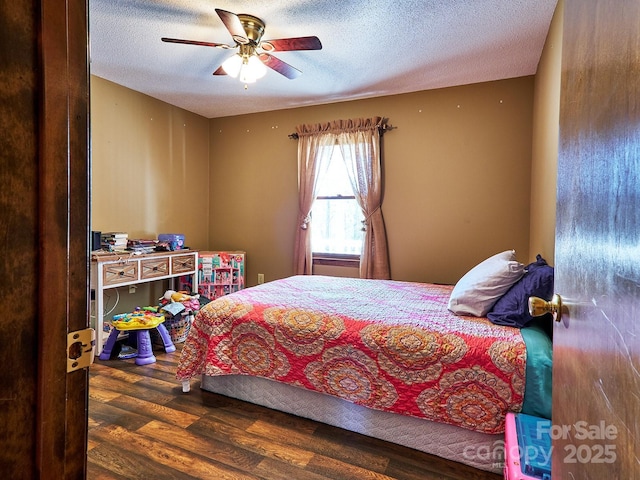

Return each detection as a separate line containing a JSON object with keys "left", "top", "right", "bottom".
{"left": 178, "top": 275, "right": 532, "bottom": 434}
{"left": 196, "top": 320, "right": 552, "bottom": 474}
{"left": 180, "top": 275, "right": 553, "bottom": 474}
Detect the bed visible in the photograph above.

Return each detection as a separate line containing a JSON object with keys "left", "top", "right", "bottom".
{"left": 176, "top": 272, "right": 552, "bottom": 474}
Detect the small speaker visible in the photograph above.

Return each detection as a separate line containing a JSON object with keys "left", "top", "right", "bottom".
{"left": 91, "top": 231, "right": 101, "bottom": 251}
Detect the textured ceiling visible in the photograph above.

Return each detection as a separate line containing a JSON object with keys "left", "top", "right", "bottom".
{"left": 89, "top": 0, "right": 558, "bottom": 119}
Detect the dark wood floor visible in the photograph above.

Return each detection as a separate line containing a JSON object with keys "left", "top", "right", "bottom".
{"left": 88, "top": 345, "right": 503, "bottom": 480}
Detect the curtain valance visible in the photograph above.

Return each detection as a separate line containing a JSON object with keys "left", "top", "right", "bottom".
{"left": 293, "top": 117, "right": 388, "bottom": 138}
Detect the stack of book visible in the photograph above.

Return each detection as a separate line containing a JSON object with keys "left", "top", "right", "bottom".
{"left": 127, "top": 238, "right": 158, "bottom": 254}
{"left": 100, "top": 232, "right": 128, "bottom": 251}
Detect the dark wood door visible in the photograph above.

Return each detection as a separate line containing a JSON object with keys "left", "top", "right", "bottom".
{"left": 0, "top": 0, "right": 90, "bottom": 477}
{"left": 554, "top": 0, "right": 640, "bottom": 478}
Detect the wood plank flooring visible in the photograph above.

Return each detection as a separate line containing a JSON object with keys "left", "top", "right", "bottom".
{"left": 88, "top": 345, "right": 503, "bottom": 480}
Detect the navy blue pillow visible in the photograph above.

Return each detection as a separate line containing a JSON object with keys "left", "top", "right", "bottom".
{"left": 487, "top": 255, "right": 554, "bottom": 328}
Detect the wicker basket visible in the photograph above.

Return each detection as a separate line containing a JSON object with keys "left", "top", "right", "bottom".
{"left": 153, "top": 312, "right": 193, "bottom": 345}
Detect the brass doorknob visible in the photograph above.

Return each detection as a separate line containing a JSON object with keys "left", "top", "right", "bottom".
{"left": 528, "top": 294, "right": 563, "bottom": 322}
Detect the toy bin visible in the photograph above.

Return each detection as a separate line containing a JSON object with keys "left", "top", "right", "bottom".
{"left": 153, "top": 312, "right": 193, "bottom": 346}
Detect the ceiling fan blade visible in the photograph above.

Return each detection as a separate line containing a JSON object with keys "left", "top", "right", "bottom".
{"left": 161, "top": 37, "right": 233, "bottom": 49}
{"left": 259, "top": 53, "right": 302, "bottom": 79}
{"left": 260, "top": 36, "right": 322, "bottom": 52}
{"left": 215, "top": 8, "right": 249, "bottom": 44}
{"left": 212, "top": 65, "right": 227, "bottom": 76}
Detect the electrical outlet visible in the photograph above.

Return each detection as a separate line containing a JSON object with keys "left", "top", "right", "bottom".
{"left": 257, "top": 273, "right": 265, "bottom": 284}
{"left": 129, "top": 285, "right": 137, "bottom": 294}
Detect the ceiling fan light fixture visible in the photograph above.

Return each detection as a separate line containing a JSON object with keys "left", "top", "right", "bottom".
{"left": 221, "top": 54, "right": 243, "bottom": 78}
{"left": 223, "top": 43, "right": 267, "bottom": 84}
{"left": 243, "top": 55, "right": 267, "bottom": 81}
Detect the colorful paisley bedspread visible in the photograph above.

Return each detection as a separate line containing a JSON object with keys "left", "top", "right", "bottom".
{"left": 176, "top": 275, "right": 526, "bottom": 434}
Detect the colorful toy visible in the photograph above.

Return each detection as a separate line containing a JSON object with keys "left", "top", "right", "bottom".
{"left": 159, "top": 289, "right": 200, "bottom": 314}
{"left": 99, "top": 306, "right": 176, "bottom": 366}
{"left": 112, "top": 307, "right": 165, "bottom": 330}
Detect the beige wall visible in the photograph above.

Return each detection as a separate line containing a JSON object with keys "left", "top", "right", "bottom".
{"left": 90, "top": 76, "right": 210, "bottom": 309}
{"left": 530, "top": 0, "right": 563, "bottom": 264}
{"left": 91, "top": 76, "right": 540, "bottom": 291}
{"left": 91, "top": 76, "right": 210, "bottom": 249}
{"left": 210, "top": 77, "right": 535, "bottom": 286}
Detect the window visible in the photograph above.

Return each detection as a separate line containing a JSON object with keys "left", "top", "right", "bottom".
{"left": 294, "top": 118, "right": 389, "bottom": 278}
{"left": 311, "top": 146, "right": 364, "bottom": 258}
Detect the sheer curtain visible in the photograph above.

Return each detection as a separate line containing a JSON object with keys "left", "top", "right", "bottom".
{"left": 337, "top": 117, "right": 390, "bottom": 279}
{"left": 293, "top": 123, "right": 335, "bottom": 275}
{"left": 293, "top": 117, "right": 391, "bottom": 279}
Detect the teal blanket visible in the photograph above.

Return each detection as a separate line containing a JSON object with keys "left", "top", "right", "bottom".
{"left": 521, "top": 321, "right": 553, "bottom": 419}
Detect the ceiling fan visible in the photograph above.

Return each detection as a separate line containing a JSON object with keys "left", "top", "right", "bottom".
{"left": 161, "top": 8, "right": 322, "bottom": 83}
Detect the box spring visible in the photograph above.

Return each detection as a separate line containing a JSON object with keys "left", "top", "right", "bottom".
{"left": 201, "top": 374, "right": 504, "bottom": 474}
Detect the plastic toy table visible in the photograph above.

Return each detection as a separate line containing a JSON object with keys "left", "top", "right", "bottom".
{"left": 98, "top": 321, "right": 175, "bottom": 366}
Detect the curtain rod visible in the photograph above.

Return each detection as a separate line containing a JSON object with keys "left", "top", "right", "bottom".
{"left": 288, "top": 123, "right": 396, "bottom": 139}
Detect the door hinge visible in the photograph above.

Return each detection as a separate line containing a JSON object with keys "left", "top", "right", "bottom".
{"left": 67, "top": 328, "right": 95, "bottom": 373}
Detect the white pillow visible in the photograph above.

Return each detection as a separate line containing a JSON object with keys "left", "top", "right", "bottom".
{"left": 448, "top": 250, "right": 524, "bottom": 317}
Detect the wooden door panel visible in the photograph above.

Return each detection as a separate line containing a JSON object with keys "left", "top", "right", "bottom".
{"left": 37, "top": 0, "right": 90, "bottom": 476}
{"left": 555, "top": 0, "right": 640, "bottom": 478}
